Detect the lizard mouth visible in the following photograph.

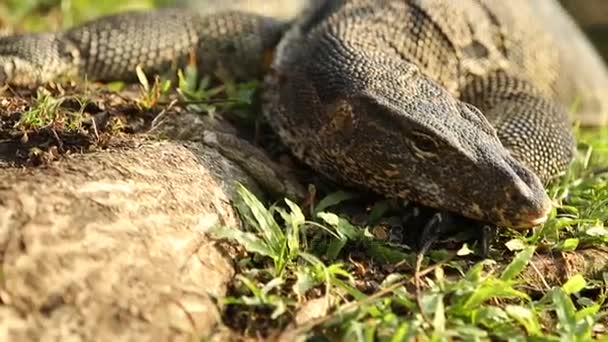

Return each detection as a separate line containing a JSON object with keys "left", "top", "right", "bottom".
{"left": 491, "top": 156, "right": 554, "bottom": 229}
{"left": 498, "top": 195, "right": 553, "bottom": 229}
{"left": 528, "top": 210, "right": 551, "bottom": 226}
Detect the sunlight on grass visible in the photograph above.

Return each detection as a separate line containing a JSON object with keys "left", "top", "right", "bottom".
{"left": 0, "top": 0, "right": 162, "bottom": 31}
{"left": 212, "top": 182, "right": 607, "bottom": 340}
{"left": 16, "top": 88, "right": 89, "bottom": 131}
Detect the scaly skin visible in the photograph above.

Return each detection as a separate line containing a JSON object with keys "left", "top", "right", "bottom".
{"left": 0, "top": 10, "right": 285, "bottom": 83}
{"left": 1, "top": 1, "right": 606, "bottom": 228}
{"left": 266, "top": 0, "right": 575, "bottom": 227}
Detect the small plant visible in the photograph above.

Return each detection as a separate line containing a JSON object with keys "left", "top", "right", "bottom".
{"left": 15, "top": 88, "right": 89, "bottom": 131}
{"left": 135, "top": 65, "right": 172, "bottom": 110}
{"left": 209, "top": 184, "right": 360, "bottom": 321}
{"left": 16, "top": 88, "right": 64, "bottom": 129}
{"left": 225, "top": 275, "right": 291, "bottom": 320}
{"left": 211, "top": 183, "right": 336, "bottom": 276}
{"left": 210, "top": 181, "right": 607, "bottom": 339}
{"left": 176, "top": 63, "right": 259, "bottom": 120}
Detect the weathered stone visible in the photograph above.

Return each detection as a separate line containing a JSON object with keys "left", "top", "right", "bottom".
{"left": 0, "top": 139, "right": 257, "bottom": 341}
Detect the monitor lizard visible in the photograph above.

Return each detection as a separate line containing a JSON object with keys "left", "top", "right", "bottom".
{"left": 1, "top": 0, "right": 607, "bottom": 229}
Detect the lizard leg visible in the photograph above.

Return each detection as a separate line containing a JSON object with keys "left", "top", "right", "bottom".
{"left": 150, "top": 112, "right": 307, "bottom": 201}
{"left": 0, "top": 9, "right": 286, "bottom": 85}
{"left": 201, "top": 130, "right": 307, "bottom": 201}
{"left": 460, "top": 72, "right": 576, "bottom": 183}
{"left": 402, "top": 208, "right": 494, "bottom": 257}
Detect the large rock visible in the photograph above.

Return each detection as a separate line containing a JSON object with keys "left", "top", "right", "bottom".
{"left": 0, "top": 138, "right": 258, "bottom": 341}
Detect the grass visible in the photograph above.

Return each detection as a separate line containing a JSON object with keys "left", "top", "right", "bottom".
{"left": 0, "top": 0, "right": 166, "bottom": 31}
{"left": 1, "top": 1, "right": 607, "bottom": 340}
{"left": 209, "top": 137, "right": 608, "bottom": 339}
{"left": 15, "top": 87, "right": 91, "bottom": 130}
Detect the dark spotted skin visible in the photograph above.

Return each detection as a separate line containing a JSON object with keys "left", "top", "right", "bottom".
{"left": 1, "top": 0, "right": 605, "bottom": 228}
{"left": 266, "top": 0, "right": 575, "bottom": 227}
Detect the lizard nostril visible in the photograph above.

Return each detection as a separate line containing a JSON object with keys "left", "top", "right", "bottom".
{"left": 491, "top": 154, "right": 553, "bottom": 228}
{"left": 511, "top": 178, "right": 534, "bottom": 201}
{"left": 502, "top": 162, "right": 552, "bottom": 228}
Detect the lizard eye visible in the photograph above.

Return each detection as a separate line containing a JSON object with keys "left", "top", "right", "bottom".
{"left": 409, "top": 131, "right": 439, "bottom": 156}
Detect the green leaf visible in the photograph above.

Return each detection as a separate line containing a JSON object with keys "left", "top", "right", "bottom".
{"left": 198, "top": 76, "right": 211, "bottom": 93}
{"left": 473, "top": 306, "right": 509, "bottom": 326}
{"left": 562, "top": 274, "right": 586, "bottom": 295}
{"left": 327, "top": 263, "right": 353, "bottom": 280}
{"left": 298, "top": 252, "right": 333, "bottom": 301}
{"left": 208, "top": 226, "right": 274, "bottom": 258}
{"left": 364, "top": 240, "right": 410, "bottom": 264}
{"left": 274, "top": 205, "right": 301, "bottom": 259}
{"left": 345, "top": 321, "right": 366, "bottom": 342}
{"left": 262, "top": 277, "right": 284, "bottom": 296}
{"left": 160, "top": 79, "right": 172, "bottom": 92}
{"left": 284, "top": 198, "right": 306, "bottom": 228}
{"left": 316, "top": 212, "right": 361, "bottom": 240}
{"left": 432, "top": 294, "right": 446, "bottom": 336}
{"left": 105, "top": 81, "right": 125, "bottom": 92}
{"left": 557, "top": 238, "right": 579, "bottom": 252}
{"left": 391, "top": 323, "right": 412, "bottom": 342}
{"left": 500, "top": 246, "right": 536, "bottom": 281}
{"left": 462, "top": 279, "right": 529, "bottom": 310}
{"left": 324, "top": 237, "right": 347, "bottom": 260}
{"left": 232, "top": 80, "right": 259, "bottom": 105}
{"left": 505, "top": 238, "right": 527, "bottom": 251}
{"left": 368, "top": 200, "right": 392, "bottom": 224}
{"left": 331, "top": 277, "right": 367, "bottom": 300}
{"left": 465, "top": 260, "right": 491, "bottom": 282}
{"left": 575, "top": 303, "right": 600, "bottom": 322}
{"left": 286, "top": 213, "right": 303, "bottom": 257}
{"left": 135, "top": 65, "right": 150, "bottom": 91}
{"left": 184, "top": 64, "right": 199, "bottom": 91}
{"left": 505, "top": 305, "right": 542, "bottom": 336}
{"left": 270, "top": 297, "right": 287, "bottom": 319}
{"left": 293, "top": 268, "right": 316, "bottom": 297}
{"left": 551, "top": 288, "right": 578, "bottom": 335}
{"left": 317, "top": 211, "right": 340, "bottom": 227}
{"left": 238, "top": 275, "right": 263, "bottom": 299}
{"left": 586, "top": 225, "right": 608, "bottom": 237}
{"left": 314, "top": 191, "right": 356, "bottom": 213}
{"left": 393, "top": 321, "right": 421, "bottom": 342}
{"left": 451, "top": 325, "right": 490, "bottom": 341}
{"left": 235, "top": 183, "right": 284, "bottom": 254}
{"left": 420, "top": 293, "right": 443, "bottom": 318}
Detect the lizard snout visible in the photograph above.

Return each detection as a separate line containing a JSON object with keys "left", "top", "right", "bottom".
{"left": 493, "top": 159, "right": 552, "bottom": 229}
{"left": 499, "top": 178, "right": 552, "bottom": 228}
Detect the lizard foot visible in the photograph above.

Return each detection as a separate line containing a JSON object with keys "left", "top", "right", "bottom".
{"left": 389, "top": 206, "right": 497, "bottom": 257}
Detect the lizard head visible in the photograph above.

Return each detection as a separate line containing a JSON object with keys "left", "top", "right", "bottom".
{"left": 335, "top": 88, "right": 553, "bottom": 229}
{"left": 0, "top": 33, "right": 78, "bottom": 85}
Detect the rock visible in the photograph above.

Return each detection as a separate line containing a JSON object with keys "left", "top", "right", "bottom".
{"left": 0, "top": 139, "right": 257, "bottom": 341}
